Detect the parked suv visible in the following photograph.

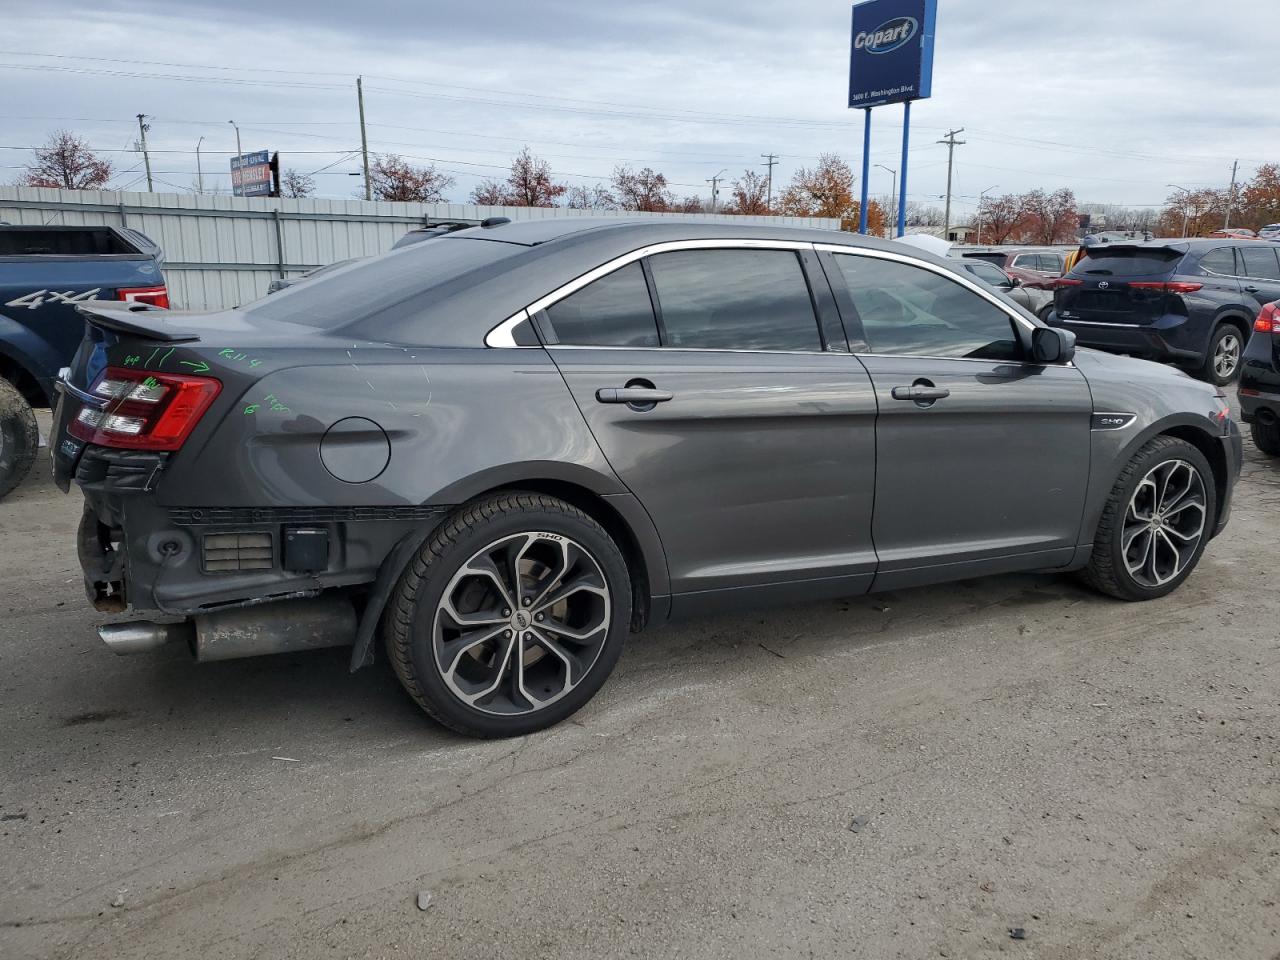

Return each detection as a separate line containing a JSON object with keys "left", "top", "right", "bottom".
{"left": 1239, "top": 299, "right": 1280, "bottom": 454}
{"left": 961, "top": 248, "right": 1065, "bottom": 288}
{"left": 1050, "top": 239, "right": 1280, "bottom": 385}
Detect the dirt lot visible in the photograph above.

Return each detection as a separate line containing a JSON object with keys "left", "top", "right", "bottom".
{"left": 1, "top": 410, "right": 1277, "bottom": 960}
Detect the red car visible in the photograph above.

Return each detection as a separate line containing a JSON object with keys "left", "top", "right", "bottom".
{"left": 959, "top": 248, "right": 1066, "bottom": 289}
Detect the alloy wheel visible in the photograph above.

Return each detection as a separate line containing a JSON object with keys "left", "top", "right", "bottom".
{"left": 431, "top": 531, "right": 611, "bottom": 716}
{"left": 1214, "top": 331, "right": 1241, "bottom": 380}
{"left": 1122, "top": 459, "right": 1207, "bottom": 588}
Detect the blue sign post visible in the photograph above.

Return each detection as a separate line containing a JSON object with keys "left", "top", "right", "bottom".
{"left": 848, "top": 0, "right": 937, "bottom": 236}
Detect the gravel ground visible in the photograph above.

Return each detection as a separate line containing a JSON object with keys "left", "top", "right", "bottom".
{"left": 1, "top": 408, "right": 1277, "bottom": 960}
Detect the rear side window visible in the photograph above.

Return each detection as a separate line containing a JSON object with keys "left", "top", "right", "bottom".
{"left": 543, "top": 262, "right": 659, "bottom": 347}
{"left": 1198, "top": 247, "right": 1239, "bottom": 276}
{"left": 1240, "top": 245, "right": 1280, "bottom": 280}
{"left": 646, "top": 249, "right": 822, "bottom": 351}
{"left": 833, "top": 254, "right": 1021, "bottom": 361}
{"left": 1074, "top": 248, "right": 1184, "bottom": 278}
{"left": 1038, "top": 254, "right": 1064, "bottom": 272}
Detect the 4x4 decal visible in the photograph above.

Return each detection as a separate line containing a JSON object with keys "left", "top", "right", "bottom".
{"left": 5, "top": 288, "right": 101, "bottom": 310}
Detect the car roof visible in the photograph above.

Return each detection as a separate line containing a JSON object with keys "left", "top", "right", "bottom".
{"left": 443, "top": 216, "right": 883, "bottom": 250}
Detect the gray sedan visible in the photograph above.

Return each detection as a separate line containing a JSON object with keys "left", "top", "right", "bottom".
{"left": 53, "top": 219, "right": 1241, "bottom": 737}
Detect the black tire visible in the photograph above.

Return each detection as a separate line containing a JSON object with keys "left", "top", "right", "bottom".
{"left": 1199, "top": 323, "right": 1245, "bottom": 386}
{"left": 385, "top": 492, "right": 631, "bottom": 737}
{"left": 0, "top": 378, "right": 39, "bottom": 501}
{"left": 1251, "top": 420, "right": 1280, "bottom": 456}
{"left": 1081, "top": 436, "right": 1216, "bottom": 601}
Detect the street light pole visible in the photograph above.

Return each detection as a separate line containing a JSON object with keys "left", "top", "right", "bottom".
{"left": 875, "top": 164, "right": 896, "bottom": 237}
{"left": 228, "top": 120, "right": 242, "bottom": 158}
{"left": 1167, "top": 184, "right": 1191, "bottom": 238}
{"left": 975, "top": 184, "right": 998, "bottom": 245}
{"left": 195, "top": 136, "right": 205, "bottom": 194}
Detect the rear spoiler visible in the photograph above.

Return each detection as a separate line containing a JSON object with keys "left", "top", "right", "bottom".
{"left": 75, "top": 302, "right": 199, "bottom": 343}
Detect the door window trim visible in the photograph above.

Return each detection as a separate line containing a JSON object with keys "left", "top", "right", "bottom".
{"left": 486, "top": 238, "right": 1039, "bottom": 349}
{"left": 486, "top": 238, "right": 820, "bottom": 349}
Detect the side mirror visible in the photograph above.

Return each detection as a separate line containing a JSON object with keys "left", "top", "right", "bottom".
{"left": 1009, "top": 276, "right": 1022, "bottom": 287}
{"left": 1032, "top": 325, "right": 1076, "bottom": 364}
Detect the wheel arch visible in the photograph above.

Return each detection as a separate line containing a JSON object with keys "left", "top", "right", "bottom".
{"left": 348, "top": 466, "right": 670, "bottom": 672}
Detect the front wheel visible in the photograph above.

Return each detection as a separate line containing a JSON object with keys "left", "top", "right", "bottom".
{"left": 385, "top": 492, "right": 631, "bottom": 737}
{"left": 0, "top": 378, "right": 39, "bottom": 500}
{"left": 1082, "top": 437, "right": 1216, "bottom": 601}
{"left": 1200, "top": 324, "right": 1243, "bottom": 385}
{"left": 1251, "top": 420, "right": 1280, "bottom": 456}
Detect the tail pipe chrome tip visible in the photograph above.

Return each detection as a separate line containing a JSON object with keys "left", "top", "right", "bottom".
{"left": 97, "top": 620, "right": 193, "bottom": 655}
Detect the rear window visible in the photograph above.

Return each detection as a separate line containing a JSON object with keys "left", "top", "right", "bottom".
{"left": 1072, "top": 248, "right": 1183, "bottom": 278}
{"left": 242, "top": 237, "right": 523, "bottom": 327}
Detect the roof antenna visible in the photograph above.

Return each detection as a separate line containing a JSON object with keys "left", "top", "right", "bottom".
{"left": 481, "top": 217, "right": 511, "bottom": 229}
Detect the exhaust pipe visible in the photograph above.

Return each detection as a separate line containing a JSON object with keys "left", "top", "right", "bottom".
{"left": 98, "top": 595, "right": 356, "bottom": 661}
{"left": 98, "top": 620, "right": 194, "bottom": 655}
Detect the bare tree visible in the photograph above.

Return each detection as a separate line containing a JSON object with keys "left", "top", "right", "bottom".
{"left": 469, "top": 147, "right": 566, "bottom": 207}
{"left": 21, "top": 130, "right": 112, "bottom": 190}
{"left": 367, "top": 154, "right": 454, "bottom": 202}
{"left": 470, "top": 179, "right": 508, "bottom": 205}
{"left": 280, "top": 169, "right": 315, "bottom": 199}
{"left": 611, "top": 165, "right": 675, "bottom": 212}
{"left": 565, "top": 183, "right": 617, "bottom": 210}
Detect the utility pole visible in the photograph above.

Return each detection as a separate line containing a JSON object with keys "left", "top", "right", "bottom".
{"left": 357, "top": 76, "right": 372, "bottom": 201}
{"left": 136, "top": 114, "right": 153, "bottom": 192}
{"left": 761, "top": 153, "right": 778, "bottom": 211}
{"left": 875, "top": 163, "right": 897, "bottom": 237}
{"left": 195, "top": 136, "right": 205, "bottom": 194}
{"left": 937, "top": 127, "right": 966, "bottom": 241}
{"left": 1223, "top": 159, "right": 1239, "bottom": 230}
{"left": 707, "top": 169, "right": 725, "bottom": 213}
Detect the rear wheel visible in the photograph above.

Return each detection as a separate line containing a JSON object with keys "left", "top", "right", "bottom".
{"left": 1251, "top": 420, "right": 1280, "bottom": 456}
{"left": 0, "top": 378, "right": 38, "bottom": 500}
{"left": 1082, "top": 437, "right": 1215, "bottom": 601}
{"left": 385, "top": 492, "right": 631, "bottom": 737}
{"left": 1200, "top": 324, "right": 1243, "bottom": 385}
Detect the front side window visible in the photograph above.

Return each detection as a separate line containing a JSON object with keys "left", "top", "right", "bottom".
{"left": 966, "top": 261, "right": 1011, "bottom": 287}
{"left": 1240, "top": 245, "right": 1280, "bottom": 280}
{"left": 1038, "top": 254, "right": 1064, "bottom": 273}
{"left": 1012, "top": 254, "right": 1037, "bottom": 269}
{"left": 834, "top": 254, "right": 1022, "bottom": 361}
{"left": 543, "top": 261, "right": 659, "bottom": 347}
{"left": 646, "top": 249, "right": 822, "bottom": 351}
{"left": 1199, "top": 247, "right": 1239, "bottom": 276}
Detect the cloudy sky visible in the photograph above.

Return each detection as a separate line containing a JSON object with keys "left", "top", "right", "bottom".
{"left": 5, "top": 0, "right": 1279, "bottom": 217}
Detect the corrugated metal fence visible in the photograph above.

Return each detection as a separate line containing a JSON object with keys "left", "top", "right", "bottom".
{"left": 0, "top": 187, "right": 841, "bottom": 311}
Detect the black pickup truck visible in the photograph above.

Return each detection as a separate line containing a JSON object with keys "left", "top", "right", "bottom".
{"left": 0, "top": 225, "right": 167, "bottom": 497}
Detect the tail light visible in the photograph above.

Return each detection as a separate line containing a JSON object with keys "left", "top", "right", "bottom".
{"left": 1128, "top": 281, "right": 1204, "bottom": 294}
{"left": 117, "top": 285, "right": 170, "bottom": 309}
{"left": 1255, "top": 302, "right": 1280, "bottom": 334}
{"left": 69, "top": 367, "right": 220, "bottom": 450}
{"left": 1052, "top": 278, "right": 1083, "bottom": 288}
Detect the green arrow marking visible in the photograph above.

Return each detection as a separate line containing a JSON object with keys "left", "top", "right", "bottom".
{"left": 179, "top": 360, "right": 211, "bottom": 374}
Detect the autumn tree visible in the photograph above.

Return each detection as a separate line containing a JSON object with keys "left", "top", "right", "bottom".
{"left": 777, "top": 153, "right": 857, "bottom": 223}
{"left": 1020, "top": 188, "right": 1078, "bottom": 244}
{"left": 1158, "top": 187, "right": 1226, "bottom": 237}
{"left": 675, "top": 196, "right": 705, "bottom": 213}
{"left": 367, "top": 154, "right": 454, "bottom": 202}
{"left": 470, "top": 147, "right": 566, "bottom": 207}
{"left": 725, "top": 169, "right": 771, "bottom": 215}
{"left": 975, "top": 193, "right": 1027, "bottom": 245}
{"left": 565, "top": 183, "right": 617, "bottom": 210}
{"left": 280, "top": 169, "right": 315, "bottom": 199}
{"left": 863, "top": 199, "right": 889, "bottom": 237}
{"left": 611, "top": 165, "right": 674, "bottom": 212}
{"left": 21, "top": 130, "right": 112, "bottom": 190}
{"left": 1239, "top": 163, "right": 1280, "bottom": 231}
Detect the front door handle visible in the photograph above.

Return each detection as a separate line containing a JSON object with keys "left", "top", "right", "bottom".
{"left": 891, "top": 384, "right": 950, "bottom": 403}
{"left": 595, "top": 386, "right": 673, "bottom": 405}
{"left": 1245, "top": 284, "right": 1260, "bottom": 293}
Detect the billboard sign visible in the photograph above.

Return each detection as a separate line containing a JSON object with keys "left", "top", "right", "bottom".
{"left": 230, "top": 150, "right": 272, "bottom": 197}
{"left": 848, "top": 0, "right": 937, "bottom": 109}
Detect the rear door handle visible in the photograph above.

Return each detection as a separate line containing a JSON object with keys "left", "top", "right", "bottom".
{"left": 891, "top": 385, "right": 950, "bottom": 402}
{"left": 595, "top": 386, "right": 673, "bottom": 404}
